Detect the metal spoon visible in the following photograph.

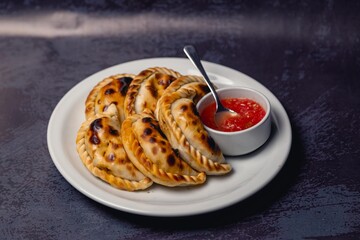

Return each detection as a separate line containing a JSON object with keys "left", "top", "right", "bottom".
{"left": 183, "top": 45, "right": 238, "bottom": 127}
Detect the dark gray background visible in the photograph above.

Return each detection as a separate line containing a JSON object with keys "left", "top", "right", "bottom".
{"left": 1, "top": 0, "right": 359, "bottom": 239}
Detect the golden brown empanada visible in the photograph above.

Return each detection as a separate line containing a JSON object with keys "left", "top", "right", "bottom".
{"left": 124, "top": 67, "right": 181, "bottom": 117}
{"left": 156, "top": 75, "right": 231, "bottom": 175}
{"left": 121, "top": 110, "right": 206, "bottom": 187}
{"left": 76, "top": 105, "right": 152, "bottom": 191}
{"left": 85, "top": 74, "right": 135, "bottom": 122}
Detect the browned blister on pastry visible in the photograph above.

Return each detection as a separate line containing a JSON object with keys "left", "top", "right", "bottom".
{"left": 76, "top": 105, "right": 152, "bottom": 191}
{"left": 121, "top": 110, "right": 206, "bottom": 187}
{"left": 156, "top": 75, "right": 231, "bottom": 175}
{"left": 124, "top": 67, "right": 181, "bottom": 117}
{"left": 85, "top": 74, "right": 135, "bottom": 122}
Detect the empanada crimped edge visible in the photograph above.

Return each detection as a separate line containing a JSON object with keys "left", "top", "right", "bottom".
{"left": 121, "top": 112, "right": 206, "bottom": 187}
{"left": 76, "top": 115, "right": 153, "bottom": 191}
{"left": 124, "top": 67, "right": 182, "bottom": 117}
{"left": 156, "top": 75, "right": 232, "bottom": 175}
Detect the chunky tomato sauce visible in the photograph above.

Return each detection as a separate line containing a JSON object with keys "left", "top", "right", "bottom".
{"left": 200, "top": 98, "right": 266, "bottom": 132}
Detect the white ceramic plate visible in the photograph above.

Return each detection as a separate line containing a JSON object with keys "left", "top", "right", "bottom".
{"left": 47, "top": 58, "right": 292, "bottom": 217}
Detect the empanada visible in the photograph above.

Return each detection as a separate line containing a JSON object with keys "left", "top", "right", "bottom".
{"left": 85, "top": 74, "right": 135, "bottom": 122}
{"left": 124, "top": 67, "right": 181, "bottom": 117}
{"left": 156, "top": 75, "right": 231, "bottom": 175}
{"left": 76, "top": 105, "right": 152, "bottom": 191}
{"left": 121, "top": 110, "right": 206, "bottom": 187}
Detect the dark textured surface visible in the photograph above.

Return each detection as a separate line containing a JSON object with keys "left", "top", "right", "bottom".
{"left": 1, "top": 1, "right": 360, "bottom": 239}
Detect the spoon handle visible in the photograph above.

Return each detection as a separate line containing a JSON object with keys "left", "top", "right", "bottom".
{"left": 183, "top": 45, "right": 223, "bottom": 110}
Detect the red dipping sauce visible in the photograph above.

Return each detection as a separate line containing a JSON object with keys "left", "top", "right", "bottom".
{"left": 200, "top": 98, "right": 266, "bottom": 132}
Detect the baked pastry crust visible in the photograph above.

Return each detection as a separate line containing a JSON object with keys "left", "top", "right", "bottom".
{"left": 121, "top": 110, "right": 206, "bottom": 187}
{"left": 124, "top": 67, "right": 181, "bottom": 117}
{"left": 85, "top": 74, "right": 135, "bottom": 122}
{"left": 76, "top": 105, "right": 152, "bottom": 191}
{"left": 156, "top": 75, "right": 231, "bottom": 175}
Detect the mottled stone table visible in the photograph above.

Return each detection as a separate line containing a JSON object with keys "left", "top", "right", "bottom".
{"left": 1, "top": 1, "right": 359, "bottom": 239}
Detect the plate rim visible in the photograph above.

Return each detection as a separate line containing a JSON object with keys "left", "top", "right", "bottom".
{"left": 47, "top": 57, "right": 292, "bottom": 217}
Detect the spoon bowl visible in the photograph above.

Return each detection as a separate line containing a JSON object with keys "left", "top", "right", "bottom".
{"left": 183, "top": 45, "right": 239, "bottom": 127}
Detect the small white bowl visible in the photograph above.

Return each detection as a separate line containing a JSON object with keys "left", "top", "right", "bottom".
{"left": 197, "top": 87, "right": 271, "bottom": 156}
